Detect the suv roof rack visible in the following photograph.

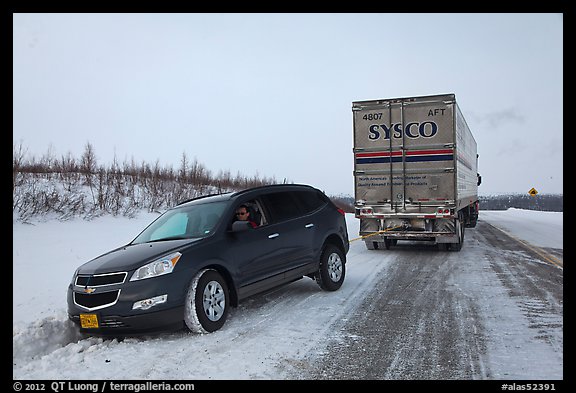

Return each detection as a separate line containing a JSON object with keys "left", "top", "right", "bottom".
{"left": 176, "top": 184, "right": 316, "bottom": 206}
{"left": 176, "top": 192, "right": 232, "bottom": 206}
{"left": 231, "top": 183, "right": 314, "bottom": 196}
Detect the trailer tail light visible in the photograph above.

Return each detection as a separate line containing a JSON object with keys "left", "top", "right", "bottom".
{"left": 360, "top": 207, "right": 373, "bottom": 216}
{"left": 437, "top": 208, "right": 450, "bottom": 216}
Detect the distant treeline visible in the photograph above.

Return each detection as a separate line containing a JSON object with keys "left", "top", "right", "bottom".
{"left": 323, "top": 194, "right": 563, "bottom": 214}
{"left": 478, "top": 194, "right": 562, "bottom": 212}
{"left": 13, "top": 142, "right": 286, "bottom": 222}
{"left": 12, "top": 142, "right": 562, "bottom": 222}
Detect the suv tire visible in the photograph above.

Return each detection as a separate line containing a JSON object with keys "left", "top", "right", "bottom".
{"left": 184, "top": 269, "right": 229, "bottom": 333}
{"left": 315, "top": 244, "right": 345, "bottom": 291}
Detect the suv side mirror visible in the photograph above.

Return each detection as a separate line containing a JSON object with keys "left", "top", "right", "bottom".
{"left": 231, "top": 220, "right": 251, "bottom": 232}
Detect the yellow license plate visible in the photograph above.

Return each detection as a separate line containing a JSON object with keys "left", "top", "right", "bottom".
{"left": 80, "top": 314, "right": 99, "bottom": 329}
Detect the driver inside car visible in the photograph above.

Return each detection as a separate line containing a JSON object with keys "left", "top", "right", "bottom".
{"left": 235, "top": 204, "right": 258, "bottom": 228}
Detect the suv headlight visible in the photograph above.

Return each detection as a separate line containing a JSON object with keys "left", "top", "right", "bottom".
{"left": 130, "top": 252, "right": 182, "bottom": 281}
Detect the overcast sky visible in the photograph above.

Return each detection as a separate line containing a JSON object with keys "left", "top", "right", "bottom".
{"left": 13, "top": 13, "right": 563, "bottom": 196}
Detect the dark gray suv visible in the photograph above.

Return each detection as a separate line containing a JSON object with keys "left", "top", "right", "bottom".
{"left": 67, "top": 184, "right": 349, "bottom": 335}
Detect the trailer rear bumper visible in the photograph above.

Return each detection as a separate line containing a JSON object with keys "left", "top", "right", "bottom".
{"left": 360, "top": 231, "right": 458, "bottom": 243}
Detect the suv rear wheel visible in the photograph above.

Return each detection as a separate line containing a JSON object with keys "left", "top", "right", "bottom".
{"left": 315, "top": 244, "right": 345, "bottom": 291}
{"left": 184, "top": 269, "right": 229, "bottom": 333}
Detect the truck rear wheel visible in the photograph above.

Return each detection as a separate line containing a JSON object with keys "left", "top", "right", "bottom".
{"left": 365, "top": 241, "right": 377, "bottom": 250}
{"left": 448, "top": 213, "right": 465, "bottom": 251}
{"left": 384, "top": 238, "right": 397, "bottom": 249}
{"left": 365, "top": 239, "right": 397, "bottom": 250}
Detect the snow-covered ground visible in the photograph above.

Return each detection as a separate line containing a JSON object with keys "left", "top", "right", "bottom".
{"left": 13, "top": 209, "right": 563, "bottom": 379}
{"left": 480, "top": 208, "right": 563, "bottom": 249}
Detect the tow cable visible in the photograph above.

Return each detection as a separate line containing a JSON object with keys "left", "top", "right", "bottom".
{"left": 348, "top": 225, "right": 403, "bottom": 243}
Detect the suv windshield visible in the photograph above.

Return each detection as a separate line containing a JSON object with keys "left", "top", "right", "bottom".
{"left": 131, "top": 201, "right": 228, "bottom": 244}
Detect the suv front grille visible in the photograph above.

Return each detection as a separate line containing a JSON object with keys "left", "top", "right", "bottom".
{"left": 74, "top": 290, "right": 120, "bottom": 311}
{"left": 75, "top": 272, "right": 127, "bottom": 287}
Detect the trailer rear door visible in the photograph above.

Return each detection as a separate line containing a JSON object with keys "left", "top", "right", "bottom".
{"left": 353, "top": 94, "right": 457, "bottom": 211}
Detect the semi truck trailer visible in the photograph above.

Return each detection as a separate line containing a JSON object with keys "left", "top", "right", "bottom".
{"left": 352, "top": 93, "right": 480, "bottom": 251}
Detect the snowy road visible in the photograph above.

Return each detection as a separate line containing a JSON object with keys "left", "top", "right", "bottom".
{"left": 291, "top": 220, "right": 563, "bottom": 380}
{"left": 13, "top": 211, "right": 563, "bottom": 380}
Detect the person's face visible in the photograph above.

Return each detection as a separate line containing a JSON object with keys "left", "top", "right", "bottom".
{"left": 236, "top": 208, "right": 249, "bottom": 221}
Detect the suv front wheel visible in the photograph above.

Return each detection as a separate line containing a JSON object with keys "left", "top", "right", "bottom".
{"left": 184, "top": 268, "right": 229, "bottom": 333}
{"left": 315, "top": 244, "right": 345, "bottom": 291}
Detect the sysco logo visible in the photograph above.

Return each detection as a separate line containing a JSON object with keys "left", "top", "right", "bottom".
{"left": 368, "top": 121, "right": 438, "bottom": 140}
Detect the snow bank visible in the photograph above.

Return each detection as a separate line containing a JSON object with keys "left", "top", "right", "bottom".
{"left": 480, "top": 208, "right": 562, "bottom": 249}
{"left": 13, "top": 312, "right": 84, "bottom": 364}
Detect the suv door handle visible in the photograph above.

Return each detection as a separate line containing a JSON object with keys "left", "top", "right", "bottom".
{"left": 268, "top": 233, "right": 280, "bottom": 239}
{"left": 305, "top": 223, "right": 314, "bottom": 228}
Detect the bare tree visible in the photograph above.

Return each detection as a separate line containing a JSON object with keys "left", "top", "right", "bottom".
{"left": 80, "top": 142, "right": 98, "bottom": 205}
{"left": 12, "top": 141, "right": 286, "bottom": 221}
{"left": 80, "top": 142, "right": 97, "bottom": 176}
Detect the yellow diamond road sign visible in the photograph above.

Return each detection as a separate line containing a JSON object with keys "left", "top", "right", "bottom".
{"left": 528, "top": 187, "right": 538, "bottom": 196}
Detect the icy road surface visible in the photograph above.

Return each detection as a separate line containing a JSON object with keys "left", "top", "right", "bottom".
{"left": 13, "top": 210, "right": 562, "bottom": 379}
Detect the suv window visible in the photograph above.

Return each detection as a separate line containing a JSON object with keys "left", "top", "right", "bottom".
{"left": 231, "top": 199, "right": 267, "bottom": 227}
{"left": 292, "top": 190, "right": 327, "bottom": 214}
{"left": 131, "top": 201, "right": 228, "bottom": 243}
{"left": 261, "top": 192, "right": 301, "bottom": 223}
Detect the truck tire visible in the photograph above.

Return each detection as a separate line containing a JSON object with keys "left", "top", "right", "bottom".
{"left": 448, "top": 213, "right": 465, "bottom": 251}
{"left": 384, "top": 238, "right": 397, "bottom": 249}
{"left": 365, "top": 241, "right": 377, "bottom": 250}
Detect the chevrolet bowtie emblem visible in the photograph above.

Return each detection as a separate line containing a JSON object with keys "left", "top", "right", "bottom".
{"left": 84, "top": 287, "right": 96, "bottom": 294}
